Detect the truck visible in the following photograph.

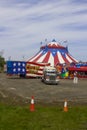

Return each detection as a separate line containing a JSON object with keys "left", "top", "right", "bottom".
{"left": 41, "top": 66, "right": 59, "bottom": 84}
{"left": 6, "top": 61, "right": 50, "bottom": 78}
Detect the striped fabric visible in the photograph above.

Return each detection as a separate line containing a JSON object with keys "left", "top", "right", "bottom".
{"left": 26, "top": 62, "right": 50, "bottom": 77}
{"left": 28, "top": 41, "right": 78, "bottom": 66}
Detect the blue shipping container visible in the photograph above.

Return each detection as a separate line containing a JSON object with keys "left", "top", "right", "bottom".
{"left": 7, "top": 61, "right": 26, "bottom": 75}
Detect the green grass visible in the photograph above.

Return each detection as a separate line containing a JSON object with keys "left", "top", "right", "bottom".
{"left": 0, "top": 103, "right": 87, "bottom": 130}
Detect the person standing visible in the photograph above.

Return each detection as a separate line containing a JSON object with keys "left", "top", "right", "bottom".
{"left": 73, "top": 71, "right": 78, "bottom": 84}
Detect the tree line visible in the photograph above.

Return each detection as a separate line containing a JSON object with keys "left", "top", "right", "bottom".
{"left": 0, "top": 55, "right": 5, "bottom": 72}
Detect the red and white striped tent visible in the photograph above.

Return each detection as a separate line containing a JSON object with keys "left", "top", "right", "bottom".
{"left": 28, "top": 40, "right": 78, "bottom": 66}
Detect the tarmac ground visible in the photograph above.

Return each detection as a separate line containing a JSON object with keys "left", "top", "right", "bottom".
{"left": 0, "top": 73, "right": 87, "bottom": 106}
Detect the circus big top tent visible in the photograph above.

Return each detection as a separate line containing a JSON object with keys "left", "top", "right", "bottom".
{"left": 28, "top": 40, "right": 78, "bottom": 66}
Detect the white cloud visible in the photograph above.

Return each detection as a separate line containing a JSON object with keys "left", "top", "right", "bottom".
{"left": 0, "top": 0, "right": 87, "bottom": 61}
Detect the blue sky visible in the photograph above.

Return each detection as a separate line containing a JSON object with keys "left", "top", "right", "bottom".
{"left": 0, "top": 0, "right": 87, "bottom": 62}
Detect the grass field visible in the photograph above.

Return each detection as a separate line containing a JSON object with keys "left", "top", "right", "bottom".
{"left": 0, "top": 103, "right": 87, "bottom": 130}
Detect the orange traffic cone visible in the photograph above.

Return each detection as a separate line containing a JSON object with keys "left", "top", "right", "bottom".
{"left": 64, "top": 99, "right": 68, "bottom": 112}
{"left": 30, "top": 96, "right": 35, "bottom": 112}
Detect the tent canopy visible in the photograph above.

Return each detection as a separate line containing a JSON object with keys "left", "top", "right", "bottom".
{"left": 28, "top": 40, "right": 78, "bottom": 66}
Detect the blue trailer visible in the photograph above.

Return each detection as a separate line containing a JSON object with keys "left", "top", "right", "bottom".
{"left": 6, "top": 61, "right": 50, "bottom": 78}
{"left": 7, "top": 61, "right": 26, "bottom": 77}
